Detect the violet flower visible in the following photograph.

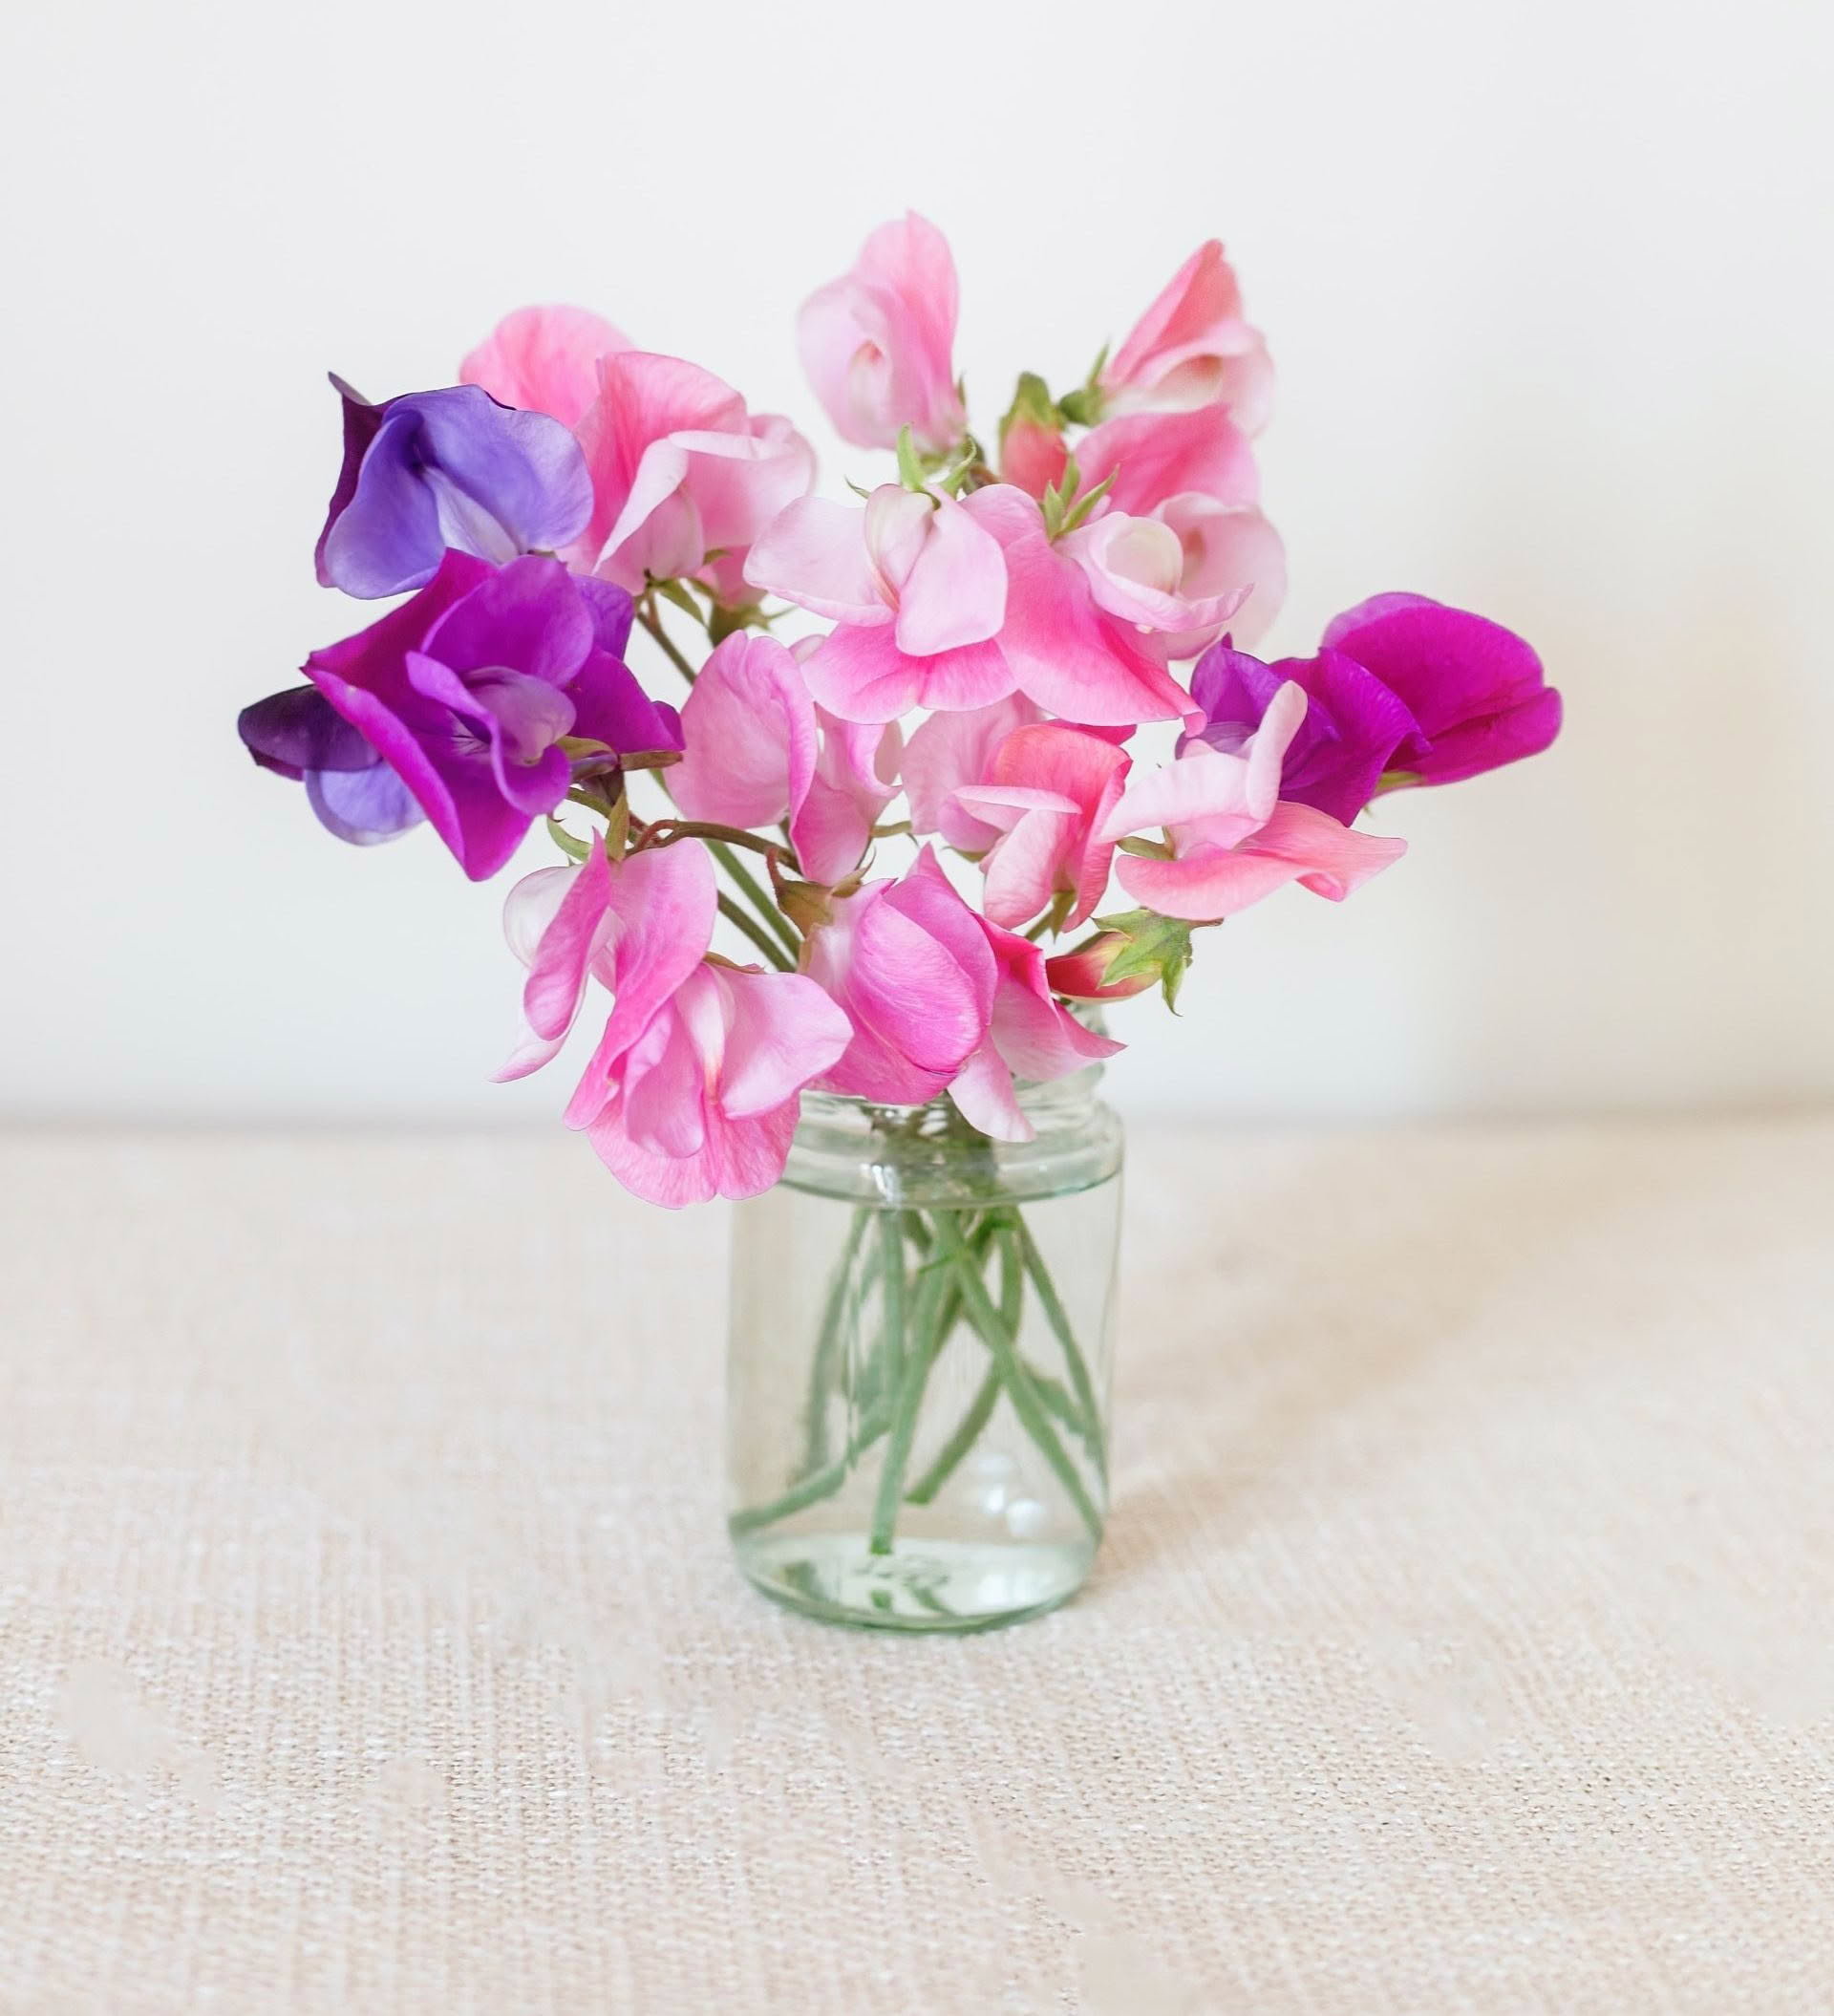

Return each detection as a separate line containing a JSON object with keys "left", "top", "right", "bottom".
{"left": 315, "top": 376, "right": 593, "bottom": 599}
{"left": 244, "top": 552, "right": 680, "bottom": 880}
{"left": 237, "top": 685, "right": 423, "bottom": 846}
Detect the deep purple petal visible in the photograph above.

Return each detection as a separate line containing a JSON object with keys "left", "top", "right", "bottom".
{"left": 239, "top": 683, "right": 379, "bottom": 778}
{"left": 305, "top": 761, "right": 425, "bottom": 844}
{"left": 318, "top": 407, "right": 448, "bottom": 597}
{"left": 312, "top": 375, "right": 388, "bottom": 588}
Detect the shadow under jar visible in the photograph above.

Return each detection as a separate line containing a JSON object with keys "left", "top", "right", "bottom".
{"left": 726, "top": 1061, "right": 1123, "bottom": 1631}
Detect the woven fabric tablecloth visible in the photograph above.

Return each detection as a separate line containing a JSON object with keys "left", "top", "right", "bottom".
{"left": 1, "top": 1119, "right": 1830, "bottom": 2014}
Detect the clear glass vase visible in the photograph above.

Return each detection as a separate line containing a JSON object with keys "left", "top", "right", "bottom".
{"left": 726, "top": 1060, "right": 1123, "bottom": 1631}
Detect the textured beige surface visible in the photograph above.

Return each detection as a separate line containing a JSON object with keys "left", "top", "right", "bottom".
{"left": 2, "top": 1118, "right": 1831, "bottom": 2015}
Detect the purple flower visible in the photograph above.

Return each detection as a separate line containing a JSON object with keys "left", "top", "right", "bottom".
{"left": 1187, "top": 595, "right": 1561, "bottom": 823}
{"left": 243, "top": 551, "right": 681, "bottom": 879}
{"left": 238, "top": 685, "right": 424, "bottom": 845}
{"left": 316, "top": 376, "right": 593, "bottom": 599}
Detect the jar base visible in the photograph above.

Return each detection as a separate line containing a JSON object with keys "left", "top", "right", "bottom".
{"left": 733, "top": 1529, "right": 1095, "bottom": 1633}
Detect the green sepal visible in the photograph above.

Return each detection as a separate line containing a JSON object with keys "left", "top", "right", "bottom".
{"left": 1376, "top": 768, "right": 1422, "bottom": 793}
{"left": 1040, "top": 454, "right": 1083, "bottom": 541}
{"left": 650, "top": 575, "right": 704, "bottom": 621}
{"left": 545, "top": 816, "right": 591, "bottom": 864}
{"left": 997, "top": 371, "right": 1061, "bottom": 450}
{"left": 895, "top": 425, "right": 928, "bottom": 492}
{"left": 1056, "top": 468, "right": 1115, "bottom": 537}
{"left": 1091, "top": 907, "right": 1201, "bottom": 1012}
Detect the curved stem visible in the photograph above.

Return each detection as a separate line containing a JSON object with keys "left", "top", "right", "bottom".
{"left": 709, "top": 841, "right": 800, "bottom": 961}
{"left": 718, "top": 893, "right": 792, "bottom": 971}
{"left": 637, "top": 604, "right": 700, "bottom": 687}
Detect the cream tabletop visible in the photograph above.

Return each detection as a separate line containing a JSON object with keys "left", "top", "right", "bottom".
{"left": 2, "top": 1118, "right": 1830, "bottom": 2014}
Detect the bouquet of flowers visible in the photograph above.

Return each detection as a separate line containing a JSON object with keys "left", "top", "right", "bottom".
{"left": 237, "top": 215, "right": 1560, "bottom": 1623}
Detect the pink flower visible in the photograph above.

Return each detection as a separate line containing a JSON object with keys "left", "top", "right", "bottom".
{"left": 496, "top": 837, "right": 848, "bottom": 1206}
{"left": 568, "top": 352, "right": 815, "bottom": 607}
{"left": 669, "top": 632, "right": 899, "bottom": 887}
{"left": 1077, "top": 405, "right": 1285, "bottom": 652}
{"left": 572, "top": 961, "right": 851, "bottom": 1209}
{"left": 950, "top": 724, "right": 1130, "bottom": 930}
{"left": 460, "top": 305, "right": 633, "bottom": 429}
{"left": 1043, "top": 933, "right": 1159, "bottom": 1001}
{"left": 1099, "top": 240, "right": 1274, "bottom": 434}
{"left": 1096, "top": 683, "right": 1406, "bottom": 919}
{"left": 798, "top": 213, "right": 967, "bottom": 455}
{"left": 959, "top": 485, "right": 1210, "bottom": 726}
{"left": 902, "top": 694, "right": 1041, "bottom": 852}
{"left": 1000, "top": 413, "right": 1069, "bottom": 498}
{"left": 804, "top": 847, "right": 997, "bottom": 1105}
{"left": 744, "top": 483, "right": 1014, "bottom": 722}
{"left": 949, "top": 911, "right": 1122, "bottom": 1144}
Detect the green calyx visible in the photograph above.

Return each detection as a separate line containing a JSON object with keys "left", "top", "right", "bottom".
{"left": 1090, "top": 907, "right": 1205, "bottom": 1011}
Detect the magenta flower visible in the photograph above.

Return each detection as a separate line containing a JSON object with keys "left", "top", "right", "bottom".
{"left": 315, "top": 377, "right": 593, "bottom": 599}
{"left": 498, "top": 839, "right": 849, "bottom": 1205}
{"left": 798, "top": 213, "right": 967, "bottom": 455}
{"left": 1187, "top": 595, "right": 1562, "bottom": 825}
{"left": 296, "top": 552, "right": 680, "bottom": 881}
{"left": 1098, "top": 684, "right": 1406, "bottom": 920}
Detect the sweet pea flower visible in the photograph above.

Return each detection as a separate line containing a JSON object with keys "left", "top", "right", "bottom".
{"left": 237, "top": 685, "right": 423, "bottom": 847}
{"left": 497, "top": 839, "right": 849, "bottom": 1205}
{"left": 803, "top": 847, "right": 997, "bottom": 1105}
{"left": 959, "top": 485, "right": 1215, "bottom": 726}
{"left": 744, "top": 484, "right": 1015, "bottom": 722}
{"left": 1097, "top": 683, "right": 1406, "bottom": 920}
{"left": 669, "top": 633, "right": 900, "bottom": 886}
{"left": 798, "top": 213, "right": 967, "bottom": 455}
{"left": 315, "top": 377, "right": 592, "bottom": 599}
{"left": 1042, "top": 932, "right": 1159, "bottom": 1002}
{"left": 1321, "top": 594, "right": 1563, "bottom": 789}
{"left": 1098, "top": 240, "right": 1274, "bottom": 434}
{"left": 568, "top": 352, "right": 815, "bottom": 607}
{"left": 902, "top": 694, "right": 1042, "bottom": 853}
{"left": 299, "top": 552, "right": 681, "bottom": 881}
{"left": 1187, "top": 640, "right": 1421, "bottom": 826}
{"left": 949, "top": 724, "right": 1130, "bottom": 930}
{"left": 949, "top": 908, "right": 1123, "bottom": 1144}
{"left": 460, "top": 304, "right": 633, "bottom": 429}
{"left": 1077, "top": 405, "right": 1284, "bottom": 651}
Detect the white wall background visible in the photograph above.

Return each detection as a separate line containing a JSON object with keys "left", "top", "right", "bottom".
{"left": 3, "top": 0, "right": 1830, "bottom": 1126}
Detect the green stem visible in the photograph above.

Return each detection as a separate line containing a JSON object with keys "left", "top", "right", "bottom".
{"left": 709, "top": 840, "right": 800, "bottom": 961}
{"left": 905, "top": 1363, "right": 998, "bottom": 1506}
{"left": 718, "top": 893, "right": 792, "bottom": 972}
{"left": 800, "top": 1208, "right": 872, "bottom": 1471}
{"left": 869, "top": 1217, "right": 948, "bottom": 1555}
{"left": 731, "top": 1405, "right": 893, "bottom": 1535}
{"left": 933, "top": 1214, "right": 1104, "bottom": 1545}
{"left": 638, "top": 604, "right": 700, "bottom": 686}
{"left": 1013, "top": 1214, "right": 1107, "bottom": 1483}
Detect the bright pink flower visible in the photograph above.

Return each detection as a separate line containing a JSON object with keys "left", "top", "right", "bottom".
{"left": 569, "top": 352, "right": 815, "bottom": 606}
{"left": 1099, "top": 240, "right": 1274, "bottom": 434}
{"left": 744, "top": 484, "right": 1014, "bottom": 722}
{"left": 951, "top": 724, "right": 1130, "bottom": 930}
{"left": 670, "top": 632, "right": 899, "bottom": 886}
{"left": 1077, "top": 405, "right": 1284, "bottom": 652}
{"left": 1097, "top": 683, "right": 1406, "bottom": 919}
{"left": 960, "top": 485, "right": 1209, "bottom": 726}
{"left": 949, "top": 910, "right": 1122, "bottom": 1144}
{"left": 460, "top": 305, "right": 633, "bottom": 429}
{"left": 902, "top": 694, "right": 1042, "bottom": 852}
{"left": 572, "top": 962, "right": 851, "bottom": 1208}
{"left": 804, "top": 847, "right": 996, "bottom": 1105}
{"left": 798, "top": 213, "right": 967, "bottom": 455}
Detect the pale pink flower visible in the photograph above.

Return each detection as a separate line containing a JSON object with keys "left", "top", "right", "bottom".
{"left": 1099, "top": 240, "right": 1274, "bottom": 434}
{"left": 460, "top": 305, "right": 633, "bottom": 429}
{"left": 569, "top": 352, "right": 815, "bottom": 607}
{"left": 902, "top": 694, "right": 1042, "bottom": 853}
{"left": 1077, "top": 405, "right": 1284, "bottom": 651}
{"left": 798, "top": 213, "right": 967, "bottom": 455}
{"left": 1096, "top": 683, "right": 1405, "bottom": 919}
{"left": 671, "top": 632, "right": 899, "bottom": 887}
{"left": 951, "top": 724, "right": 1130, "bottom": 930}
{"left": 744, "top": 484, "right": 1015, "bottom": 722}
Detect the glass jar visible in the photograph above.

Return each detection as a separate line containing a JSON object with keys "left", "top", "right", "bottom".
{"left": 726, "top": 1059, "right": 1123, "bottom": 1631}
